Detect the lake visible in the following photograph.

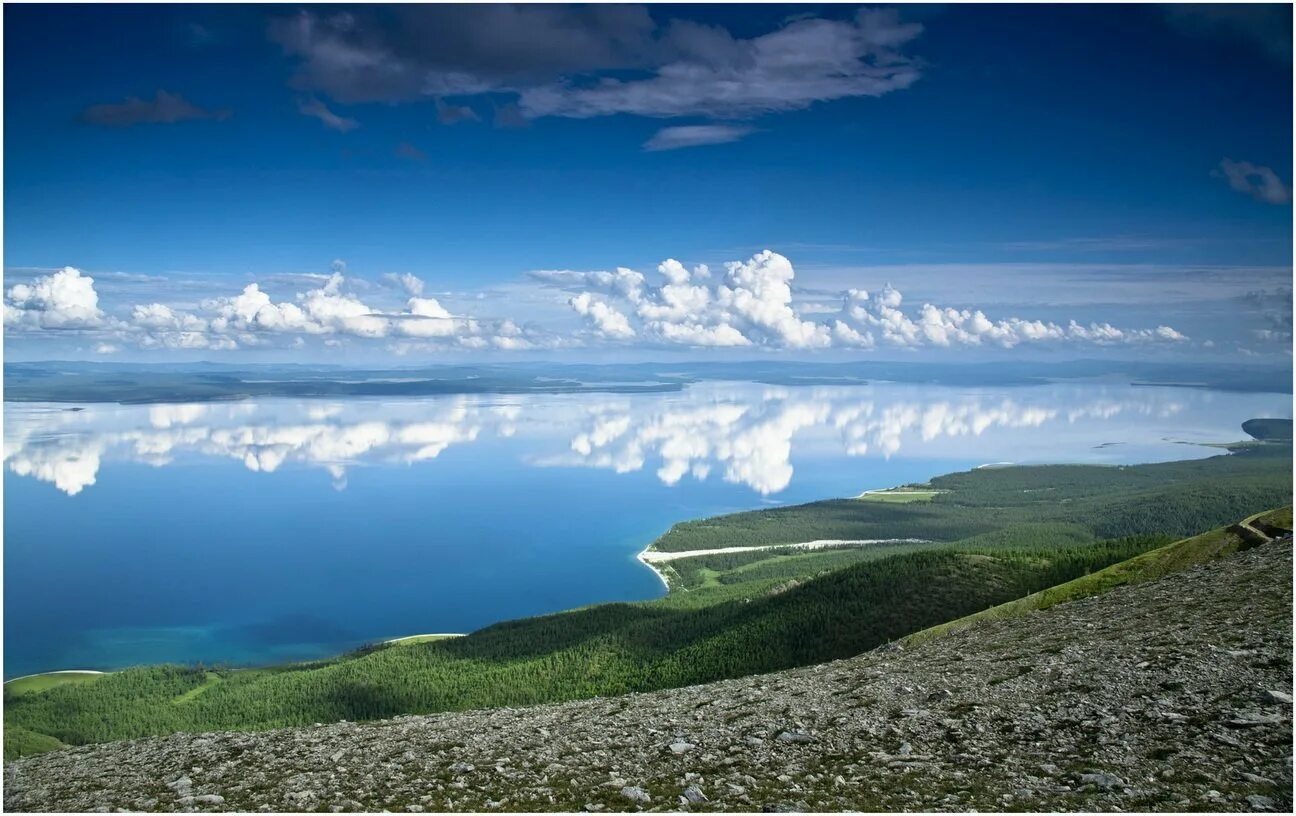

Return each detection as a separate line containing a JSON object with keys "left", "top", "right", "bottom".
{"left": 3, "top": 380, "right": 1289, "bottom": 678}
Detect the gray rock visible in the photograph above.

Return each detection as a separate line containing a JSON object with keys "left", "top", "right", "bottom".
{"left": 620, "top": 786, "right": 650, "bottom": 804}
{"left": 667, "top": 741, "right": 695, "bottom": 755}
{"left": 1239, "top": 771, "right": 1276, "bottom": 785}
{"left": 1247, "top": 794, "right": 1277, "bottom": 811}
{"left": 682, "top": 785, "right": 707, "bottom": 804}
{"left": 1227, "top": 712, "right": 1284, "bottom": 727}
{"left": 1079, "top": 772, "right": 1125, "bottom": 790}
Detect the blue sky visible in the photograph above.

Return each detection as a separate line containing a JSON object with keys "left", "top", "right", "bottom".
{"left": 3, "top": 3, "right": 1291, "bottom": 362}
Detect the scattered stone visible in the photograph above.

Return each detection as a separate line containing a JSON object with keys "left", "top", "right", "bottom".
{"left": 775, "top": 730, "right": 815, "bottom": 744}
{"left": 681, "top": 785, "right": 707, "bottom": 804}
{"left": 1240, "top": 771, "right": 1276, "bottom": 785}
{"left": 620, "top": 786, "right": 650, "bottom": 805}
{"left": 1079, "top": 772, "right": 1125, "bottom": 790}
{"left": 1226, "top": 712, "right": 1284, "bottom": 728}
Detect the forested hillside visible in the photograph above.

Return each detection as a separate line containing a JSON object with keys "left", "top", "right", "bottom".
{"left": 8, "top": 523, "right": 1292, "bottom": 813}
{"left": 652, "top": 442, "right": 1291, "bottom": 552}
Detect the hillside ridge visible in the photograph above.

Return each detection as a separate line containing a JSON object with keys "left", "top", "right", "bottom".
{"left": 7, "top": 534, "right": 1291, "bottom": 812}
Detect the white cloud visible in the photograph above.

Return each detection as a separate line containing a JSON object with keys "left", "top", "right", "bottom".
{"left": 297, "top": 96, "right": 359, "bottom": 132}
{"left": 570, "top": 292, "right": 636, "bottom": 339}
{"left": 4, "top": 267, "right": 105, "bottom": 329}
{"left": 6, "top": 253, "right": 1192, "bottom": 356}
{"left": 1215, "top": 158, "right": 1291, "bottom": 205}
{"left": 643, "top": 125, "right": 755, "bottom": 152}
{"left": 391, "top": 272, "right": 425, "bottom": 296}
{"left": 519, "top": 10, "right": 922, "bottom": 120}
{"left": 560, "top": 250, "right": 1190, "bottom": 350}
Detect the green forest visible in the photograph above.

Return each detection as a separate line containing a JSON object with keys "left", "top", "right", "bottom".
{"left": 652, "top": 440, "right": 1292, "bottom": 552}
{"left": 5, "top": 437, "right": 1291, "bottom": 760}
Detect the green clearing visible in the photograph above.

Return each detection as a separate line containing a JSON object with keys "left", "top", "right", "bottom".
{"left": 4, "top": 434, "right": 1289, "bottom": 761}
{"left": 4, "top": 672, "right": 106, "bottom": 699}
{"left": 384, "top": 634, "right": 464, "bottom": 646}
{"left": 171, "top": 672, "right": 224, "bottom": 704}
{"left": 856, "top": 489, "right": 942, "bottom": 504}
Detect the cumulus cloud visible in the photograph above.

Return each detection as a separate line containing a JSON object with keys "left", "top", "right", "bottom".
{"left": 297, "top": 96, "right": 359, "bottom": 132}
{"left": 79, "top": 90, "right": 230, "bottom": 127}
{"left": 269, "top": 6, "right": 923, "bottom": 138}
{"left": 7, "top": 253, "right": 1190, "bottom": 356}
{"left": 383, "top": 272, "right": 426, "bottom": 296}
{"left": 569, "top": 293, "right": 636, "bottom": 339}
{"left": 643, "top": 125, "right": 755, "bottom": 151}
{"left": 555, "top": 250, "right": 1189, "bottom": 350}
{"left": 204, "top": 273, "right": 433, "bottom": 340}
{"left": 4, "top": 262, "right": 547, "bottom": 353}
{"left": 126, "top": 301, "right": 236, "bottom": 350}
{"left": 4, "top": 267, "right": 105, "bottom": 329}
{"left": 156, "top": 269, "right": 539, "bottom": 350}
{"left": 1215, "top": 158, "right": 1291, "bottom": 205}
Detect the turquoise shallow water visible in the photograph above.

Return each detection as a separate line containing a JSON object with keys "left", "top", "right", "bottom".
{"left": 3, "top": 381, "right": 1289, "bottom": 678}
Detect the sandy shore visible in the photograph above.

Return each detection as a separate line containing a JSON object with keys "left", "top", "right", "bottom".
{"left": 641, "top": 538, "right": 930, "bottom": 563}
{"left": 637, "top": 537, "right": 931, "bottom": 589}
{"left": 636, "top": 549, "right": 673, "bottom": 591}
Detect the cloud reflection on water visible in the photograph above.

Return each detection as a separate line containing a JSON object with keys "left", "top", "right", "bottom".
{"left": 3, "top": 382, "right": 1258, "bottom": 498}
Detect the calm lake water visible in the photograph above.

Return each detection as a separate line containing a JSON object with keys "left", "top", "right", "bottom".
{"left": 3, "top": 381, "right": 1289, "bottom": 678}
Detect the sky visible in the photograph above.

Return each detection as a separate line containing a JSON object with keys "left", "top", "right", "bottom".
{"left": 2, "top": 2, "right": 1292, "bottom": 363}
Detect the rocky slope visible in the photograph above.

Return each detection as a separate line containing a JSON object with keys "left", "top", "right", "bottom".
{"left": 6, "top": 538, "right": 1292, "bottom": 813}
